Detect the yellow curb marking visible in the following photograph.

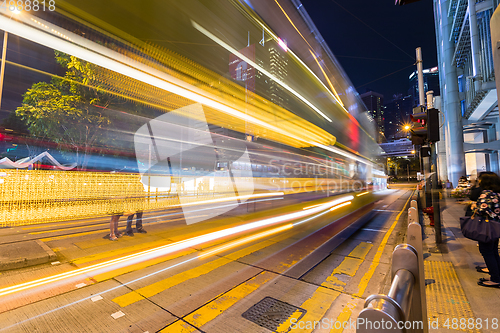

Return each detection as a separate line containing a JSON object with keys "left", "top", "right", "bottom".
{"left": 353, "top": 190, "right": 414, "bottom": 298}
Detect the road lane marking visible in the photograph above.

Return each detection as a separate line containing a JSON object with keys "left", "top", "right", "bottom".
{"left": 160, "top": 320, "right": 198, "bottom": 333}
{"left": 330, "top": 301, "right": 357, "bottom": 333}
{"left": 113, "top": 236, "right": 285, "bottom": 307}
{"left": 277, "top": 288, "right": 340, "bottom": 333}
{"left": 164, "top": 271, "right": 274, "bottom": 330}
{"left": 353, "top": 190, "right": 414, "bottom": 298}
{"left": 321, "top": 242, "right": 373, "bottom": 291}
{"left": 273, "top": 242, "right": 372, "bottom": 332}
{"left": 29, "top": 223, "right": 109, "bottom": 235}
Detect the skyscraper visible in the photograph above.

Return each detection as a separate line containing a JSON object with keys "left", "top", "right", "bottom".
{"left": 267, "top": 43, "right": 289, "bottom": 110}
{"left": 360, "top": 91, "right": 384, "bottom": 142}
{"left": 408, "top": 67, "right": 440, "bottom": 107}
{"left": 434, "top": 0, "right": 499, "bottom": 186}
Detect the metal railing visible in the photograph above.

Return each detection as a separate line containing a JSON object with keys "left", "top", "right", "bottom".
{"left": 357, "top": 200, "right": 428, "bottom": 333}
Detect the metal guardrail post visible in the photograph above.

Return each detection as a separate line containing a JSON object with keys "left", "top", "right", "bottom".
{"left": 410, "top": 200, "right": 418, "bottom": 211}
{"left": 408, "top": 207, "right": 418, "bottom": 224}
{"left": 407, "top": 222, "right": 428, "bottom": 333}
{"left": 357, "top": 204, "right": 428, "bottom": 333}
{"left": 358, "top": 244, "right": 419, "bottom": 332}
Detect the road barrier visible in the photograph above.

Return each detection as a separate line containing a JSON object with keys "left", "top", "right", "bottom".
{"left": 357, "top": 200, "right": 427, "bottom": 333}
{"left": 0, "top": 169, "right": 361, "bottom": 226}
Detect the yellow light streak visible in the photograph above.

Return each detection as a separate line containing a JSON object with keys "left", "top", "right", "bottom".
{"left": 308, "top": 49, "right": 344, "bottom": 107}
{"left": 329, "top": 201, "right": 351, "bottom": 211}
{"left": 238, "top": 4, "right": 348, "bottom": 112}
{"left": 356, "top": 191, "right": 369, "bottom": 197}
{"left": 311, "top": 142, "right": 375, "bottom": 166}
{"left": 173, "top": 192, "right": 284, "bottom": 208}
{"left": 0, "top": 195, "right": 352, "bottom": 297}
{"left": 302, "top": 203, "right": 325, "bottom": 210}
{"left": 198, "top": 224, "right": 293, "bottom": 259}
{"left": 191, "top": 20, "right": 333, "bottom": 123}
{"left": 1, "top": 15, "right": 326, "bottom": 149}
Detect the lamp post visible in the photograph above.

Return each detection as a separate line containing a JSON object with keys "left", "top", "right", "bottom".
{"left": 0, "top": 31, "right": 7, "bottom": 110}
{"left": 0, "top": 8, "right": 21, "bottom": 110}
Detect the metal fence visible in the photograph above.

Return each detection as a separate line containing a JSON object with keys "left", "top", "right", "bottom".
{"left": 0, "top": 170, "right": 359, "bottom": 227}
{"left": 357, "top": 200, "right": 428, "bottom": 333}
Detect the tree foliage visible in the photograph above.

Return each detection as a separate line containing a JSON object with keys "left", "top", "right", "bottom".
{"left": 15, "top": 51, "right": 113, "bottom": 169}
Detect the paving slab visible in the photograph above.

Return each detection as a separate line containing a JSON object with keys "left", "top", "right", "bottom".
{"left": 0, "top": 239, "right": 56, "bottom": 271}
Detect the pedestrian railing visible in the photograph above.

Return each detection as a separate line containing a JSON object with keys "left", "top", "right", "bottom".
{"left": 357, "top": 200, "right": 428, "bottom": 333}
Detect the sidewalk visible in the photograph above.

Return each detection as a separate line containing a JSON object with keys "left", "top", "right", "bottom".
{"left": 422, "top": 197, "right": 500, "bottom": 333}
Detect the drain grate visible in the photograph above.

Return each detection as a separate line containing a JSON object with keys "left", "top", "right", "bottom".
{"left": 242, "top": 297, "right": 307, "bottom": 332}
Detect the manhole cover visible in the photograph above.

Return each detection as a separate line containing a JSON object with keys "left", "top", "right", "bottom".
{"left": 242, "top": 297, "right": 307, "bottom": 332}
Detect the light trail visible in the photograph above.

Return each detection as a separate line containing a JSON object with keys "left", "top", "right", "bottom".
{"left": 311, "top": 142, "right": 375, "bottom": 166}
{"left": 356, "top": 191, "right": 369, "bottom": 197}
{"left": 172, "top": 192, "right": 284, "bottom": 207}
{"left": 0, "top": 13, "right": 319, "bottom": 148}
{"left": 329, "top": 201, "right": 351, "bottom": 211}
{"left": 238, "top": 2, "right": 347, "bottom": 111}
{"left": 198, "top": 224, "right": 293, "bottom": 259}
{"left": 0, "top": 195, "right": 353, "bottom": 298}
{"left": 302, "top": 203, "right": 325, "bottom": 210}
{"left": 192, "top": 20, "right": 333, "bottom": 123}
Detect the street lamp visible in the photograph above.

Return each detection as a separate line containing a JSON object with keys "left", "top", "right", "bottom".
{"left": 0, "top": 8, "right": 21, "bottom": 110}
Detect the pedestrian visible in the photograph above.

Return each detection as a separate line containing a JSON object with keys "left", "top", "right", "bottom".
{"left": 445, "top": 179, "right": 452, "bottom": 197}
{"left": 109, "top": 214, "right": 122, "bottom": 241}
{"left": 125, "top": 211, "right": 147, "bottom": 236}
{"left": 472, "top": 173, "right": 500, "bottom": 288}
{"left": 108, "top": 196, "right": 125, "bottom": 241}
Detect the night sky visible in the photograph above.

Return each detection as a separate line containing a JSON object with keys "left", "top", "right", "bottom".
{"left": 304, "top": 0, "right": 438, "bottom": 102}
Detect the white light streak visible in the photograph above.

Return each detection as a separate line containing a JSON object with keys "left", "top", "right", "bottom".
{"left": 192, "top": 20, "right": 333, "bottom": 123}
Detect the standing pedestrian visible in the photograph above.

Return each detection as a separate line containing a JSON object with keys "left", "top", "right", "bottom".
{"left": 472, "top": 173, "right": 500, "bottom": 288}
{"left": 125, "top": 211, "right": 147, "bottom": 236}
{"left": 445, "top": 179, "right": 453, "bottom": 197}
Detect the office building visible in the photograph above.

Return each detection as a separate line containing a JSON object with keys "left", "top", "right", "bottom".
{"left": 434, "top": 0, "right": 499, "bottom": 186}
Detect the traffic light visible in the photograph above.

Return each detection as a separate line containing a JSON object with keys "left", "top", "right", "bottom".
{"left": 395, "top": 0, "right": 421, "bottom": 5}
{"left": 427, "top": 108, "right": 440, "bottom": 142}
{"left": 409, "top": 107, "right": 440, "bottom": 145}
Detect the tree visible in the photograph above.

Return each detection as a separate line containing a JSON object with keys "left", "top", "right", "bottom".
{"left": 15, "top": 51, "right": 113, "bottom": 169}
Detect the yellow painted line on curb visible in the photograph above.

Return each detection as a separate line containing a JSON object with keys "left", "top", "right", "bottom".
{"left": 277, "top": 288, "right": 341, "bottom": 333}
{"left": 275, "top": 242, "right": 372, "bottom": 332}
{"left": 321, "top": 242, "right": 373, "bottom": 291}
{"left": 160, "top": 320, "right": 199, "bottom": 333}
{"left": 113, "top": 237, "right": 283, "bottom": 307}
{"left": 173, "top": 271, "right": 273, "bottom": 329}
{"left": 353, "top": 190, "right": 414, "bottom": 298}
{"left": 72, "top": 237, "right": 178, "bottom": 265}
{"left": 22, "top": 220, "right": 106, "bottom": 230}
{"left": 29, "top": 223, "right": 108, "bottom": 235}
{"left": 92, "top": 248, "right": 197, "bottom": 282}
{"left": 113, "top": 255, "right": 233, "bottom": 307}
{"left": 40, "top": 229, "right": 107, "bottom": 242}
{"left": 330, "top": 301, "right": 357, "bottom": 333}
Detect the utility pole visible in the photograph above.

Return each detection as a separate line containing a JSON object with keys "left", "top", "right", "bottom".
{"left": 416, "top": 48, "right": 432, "bottom": 208}
{"left": 427, "top": 90, "right": 442, "bottom": 244}
{"left": 416, "top": 47, "right": 442, "bottom": 244}
{"left": 0, "top": 31, "right": 8, "bottom": 110}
